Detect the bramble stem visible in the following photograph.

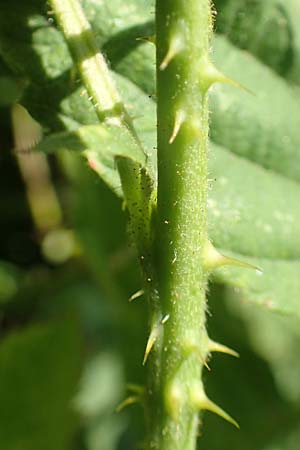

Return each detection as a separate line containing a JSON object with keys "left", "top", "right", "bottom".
{"left": 49, "top": 0, "right": 153, "bottom": 256}
{"left": 50, "top": 0, "right": 219, "bottom": 449}
{"left": 146, "top": 1, "right": 213, "bottom": 449}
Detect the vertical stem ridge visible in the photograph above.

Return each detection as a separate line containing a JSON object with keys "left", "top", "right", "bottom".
{"left": 149, "top": 1, "right": 213, "bottom": 449}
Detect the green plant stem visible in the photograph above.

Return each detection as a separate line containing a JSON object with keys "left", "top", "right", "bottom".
{"left": 50, "top": 0, "right": 214, "bottom": 448}
{"left": 148, "top": 1, "right": 213, "bottom": 449}
{"left": 49, "top": 0, "right": 153, "bottom": 256}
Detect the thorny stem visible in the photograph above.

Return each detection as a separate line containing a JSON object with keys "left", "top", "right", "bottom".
{"left": 50, "top": 1, "right": 238, "bottom": 449}
{"left": 146, "top": 1, "right": 213, "bottom": 449}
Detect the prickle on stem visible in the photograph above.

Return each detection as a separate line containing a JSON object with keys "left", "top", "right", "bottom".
{"left": 128, "top": 289, "right": 144, "bottom": 302}
{"left": 203, "top": 240, "right": 261, "bottom": 272}
{"left": 169, "top": 109, "right": 186, "bottom": 144}
{"left": 198, "top": 59, "right": 252, "bottom": 95}
{"left": 143, "top": 321, "right": 161, "bottom": 365}
{"left": 190, "top": 382, "right": 239, "bottom": 429}
{"left": 160, "top": 32, "right": 184, "bottom": 71}
{"left": 208, "top": 338, "right": 239, "bottom": 358}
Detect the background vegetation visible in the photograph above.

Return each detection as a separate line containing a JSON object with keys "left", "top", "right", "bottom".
{"left": 1, "top": 0, "right": 300, "bottom": 449}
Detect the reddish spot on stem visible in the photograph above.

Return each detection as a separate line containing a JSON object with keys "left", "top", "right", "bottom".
{"left": 88, "top": 158, "right": 97, "bottom": 171}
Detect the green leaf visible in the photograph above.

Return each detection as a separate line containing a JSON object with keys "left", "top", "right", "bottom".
{"left": 2, "top": 0, "right": 300, "bottom": 318}
{"left": 214, "top": 253, "right": 300, "bottom": 318}
{"left": 74, "top": 353, "right": 126, "bottom": 450}
{"left": 213, "top": 0, "right": 300, "bottom": 85}
{"left": 225, "top": 298, "right": 300, "bottom": 404}
{"left": 36, "top": 123, "right": 146, "bottom": 195}
{"left": 0, "top": 261, "right": 22, "bottom": 304}
{"left": 0, "top": 318, "right": 81, "bottom": 450}
{"left": 211, "top": 36, "right": 300, "bottom": 183}
{"left": 209, "top": 144, "right": 300, "bottom": 260}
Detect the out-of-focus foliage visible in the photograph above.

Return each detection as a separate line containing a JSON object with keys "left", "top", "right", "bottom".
{"left": 0, "top": 1, "right": 300, "bottom": 450}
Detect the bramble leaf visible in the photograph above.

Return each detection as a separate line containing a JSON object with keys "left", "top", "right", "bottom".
{"left": 36, "top": 123, "right": 147, "bottom": 196}
{"left": 213, "top": 0, "right": 300, "bottom": 85}
{"left": 1, "top": 0, "right": 300, "bottom": 319}
{"left": 213, "top": 252, "right": 300, "bottom": 318}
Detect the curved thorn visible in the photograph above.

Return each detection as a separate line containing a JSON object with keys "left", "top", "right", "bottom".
{"left": 199, "top": 61, "right": 253, "bottom": 95}
{"left": 201, "top": 397, "right": 240, "bottom": 429}
{"left": 116, "top": 395, "right": 139, "bottom": 413}
{"left": 192, "top": 386, "right": 239, "bottom": 429}
{"left": 182, "top": 340, "right": 210, "bottom": 370}
{"left": 216, "top": 72, "right": 254, "bottom": 95}
{"left": 143, "top": 324, "right": 160, "bottom": 365}
{"left": 128, "top": 289, "right": 144, "bottom": 302}
{"left": 160, "top": 34, "right": 184, "bottom": 70}
{"left": 208, "top": 339, "right": 239, "bottom": 358}
{"left": 194, "top": 346, "right": 211, "bottom": 371}
{"left": 136, "top": 34, "right": 156, "bottom": 45}
{"left": 169, "top": 110, "right": 186, "bottom": 144}
{"left": 203, "top": 240, "right": 261, "bottom": 272}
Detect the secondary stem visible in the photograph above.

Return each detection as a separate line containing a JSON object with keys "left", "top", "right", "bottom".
{"left": 148, "top": 1, "right": 212, "bottom": 449}
{"left": 50, "top": 0, "right": 216, "bottom": 448}
{"left": 49, "top": 0, "right": 153, "bottom": 257}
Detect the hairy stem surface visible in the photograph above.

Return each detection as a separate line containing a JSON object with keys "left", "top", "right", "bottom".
{"left": 147, "top": 1, "right": 213, "bottom": 449}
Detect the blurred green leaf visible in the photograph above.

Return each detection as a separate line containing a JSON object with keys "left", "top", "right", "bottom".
{"left": 209, "top": 144, "right": 300, "bottom": 259}
{"left": 0, "top": 318, "right": 81, "bottom": 450}
{"left": 213, "top": 253, "right": 300, "bottom": 318}
{"left": 0, "top": 77, "right": 23, "bottom": 106}
{"left": 211, "top": 36, "right": 300, "bottom": 182}
{"left": 224, "top": 297, "right": 300, "bottom": 404}
{"left": 0, "top": 261, "right": 22, "bottom": 304}
{"left": 74, "top": 352, "right": 126, "bottom": 450}
{"left": 262, "top": 425, "right": 300, "bottom": 450}
{"left": 213, "top": 0, "right": 300, "bottom": 85}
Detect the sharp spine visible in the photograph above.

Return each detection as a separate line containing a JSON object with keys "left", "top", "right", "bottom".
{"left": 160, "top": 33, "right": 184, "bottom": 70}
{"left": 136, "top": 34, "right": 156, "bottom": 45}
{"left": 203, "top": 240, "right": 261, "bottom": 272}
{"left": 169, "top": 110, "right": 186, "bottom": 144}
{"left": 208, "top": 339, "right": 239, "bottom": 358}
{"left": 199, "top": 59, "right": 252, "bottom": 95}
{"left": 116, "top": 395, "right": 139, "bottom": 413}
{"left": 143, "top": 322, "right": 160, "bottom": 365}
{"left": 191, "top": 383, "right": 239, "bottom": 429}
{"left": 128, "top": 289, "right": 144, "bottom": 302}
